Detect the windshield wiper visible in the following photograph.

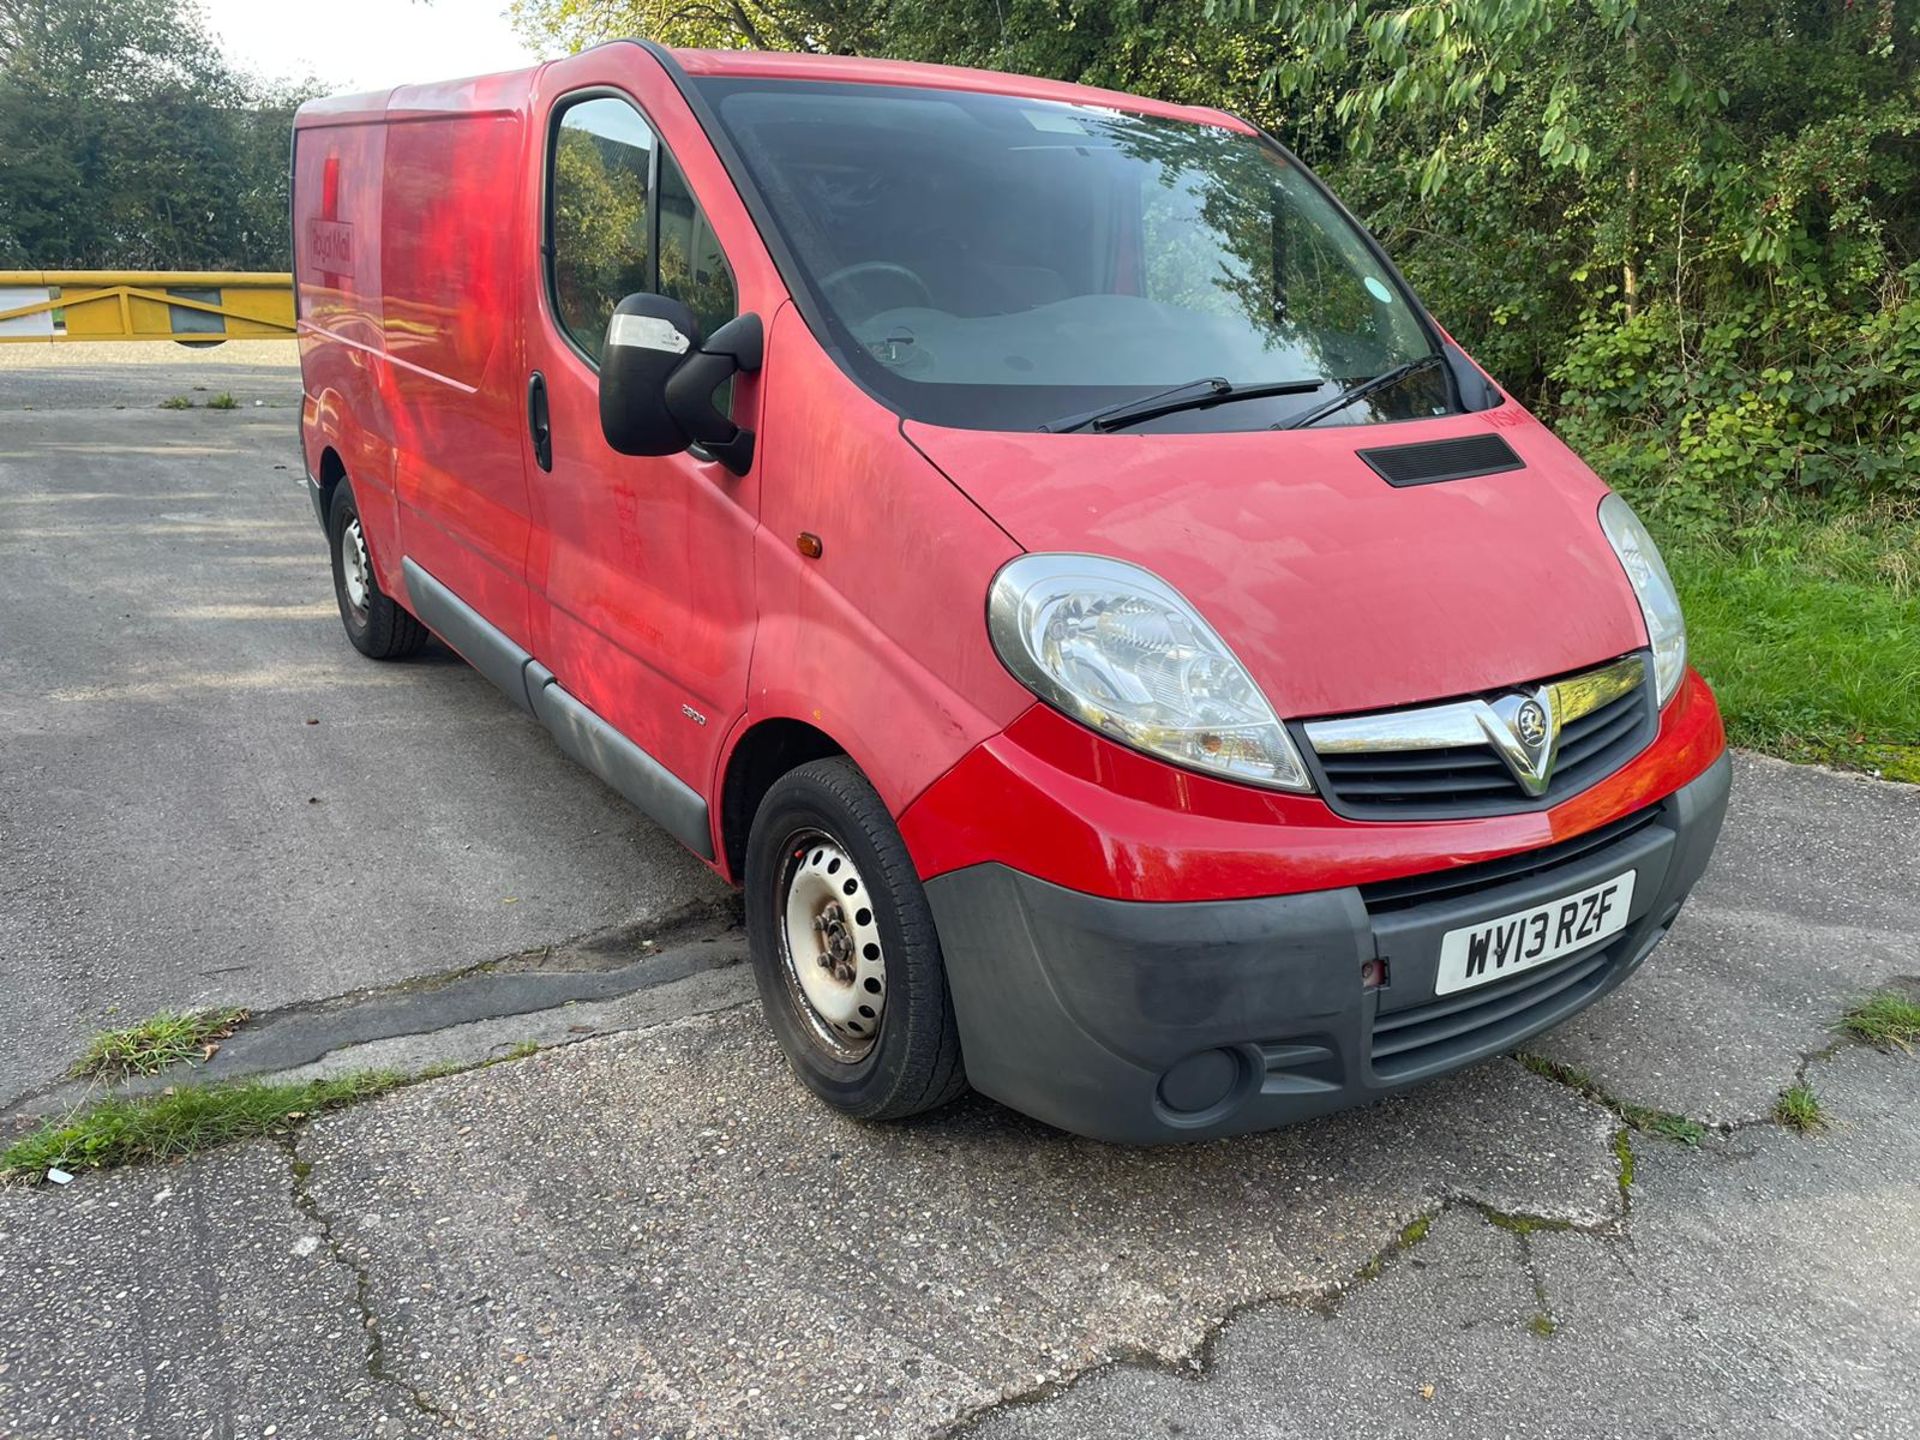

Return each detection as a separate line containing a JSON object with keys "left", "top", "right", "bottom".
{"left": 1274, "top": 353, "right": 1445, "bottom": 431}
{"left": 1040, "top": 375, "right": 1325, "bottom": 435}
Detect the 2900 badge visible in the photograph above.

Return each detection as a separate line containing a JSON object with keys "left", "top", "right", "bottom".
{"left": 1433, "top": 872, "right": 1637, "bottom": 996}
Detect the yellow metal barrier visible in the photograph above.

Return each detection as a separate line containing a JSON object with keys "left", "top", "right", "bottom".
{"left": 0, "top": 271, "right": 295, "bottom": 344}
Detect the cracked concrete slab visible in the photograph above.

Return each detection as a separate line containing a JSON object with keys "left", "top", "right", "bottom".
{"left": 975, "top": 1044, "right": 1920, "bottom": 1436}
{"left": 291, "top": 1010, "right": 1620, "bottom": 1439}
{"left": 0, "top": 367, "right": 731, "bottom": 1112}
{"left": 0, "top": 1140, "right": 448, "bottom": 1439}
{"left": 2, "top": 926, "right": 750, "bottom": 1130}
{"left": 970, "top": 1042, "right": 1920, "bottom": 1440}
{"left": 1528, "top": 752, "right": 1920, "bottom": 1125}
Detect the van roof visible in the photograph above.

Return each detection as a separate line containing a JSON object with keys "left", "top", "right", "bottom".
{"left": 294, "top": 44, "right": 1250, "bottom": 134}
{"left": 668, "top": 47, "right": 1250, "bottom": 131}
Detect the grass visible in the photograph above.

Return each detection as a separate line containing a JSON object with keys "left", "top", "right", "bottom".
{"left": 1773, "top": 1081, "right": 1825, "bottom": 1133}
{"left": 1616, "top": 1103, "right": 1707, "bottom": 1146}
{"left": 1839, "top": 991, "right": 1920, "bottom": 1051}
{"left": 1664, "top": 508, "right": 1920, "bottom": 780}
{"left": 1517, "top": 1052, "right": 1708, "bottom": 1144}
{"left": 0, "top": 1072, "right": 405, "bottom": 1180}
{"left": 205, "top": 391, "right": 238, "bottom": 410}
{"left": 71, "top": 1007, "right": 250, "bottom": 1079}
{"left": 7, "top": 1034, "right": 558, "bottom": 1183}
{"left": 157, "top": 394, "right": 193, "bottom": 410}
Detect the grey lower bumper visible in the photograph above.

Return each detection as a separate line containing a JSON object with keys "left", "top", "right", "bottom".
{"left": 926, "top": 752, "right": 1732, "bottom": 1144}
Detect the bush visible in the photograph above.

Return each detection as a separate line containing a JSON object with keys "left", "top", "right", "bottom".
{"left": 1554, "top": 274, "right": 1920, "bottom": 532}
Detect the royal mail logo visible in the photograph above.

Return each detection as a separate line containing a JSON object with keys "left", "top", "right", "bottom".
{"left": 308, "top": 218, "right": 355, "bottom": 275}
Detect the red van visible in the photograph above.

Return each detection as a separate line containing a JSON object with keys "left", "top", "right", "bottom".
{"left": 292, "top": 44, "right": 1729, "bottom": 1143}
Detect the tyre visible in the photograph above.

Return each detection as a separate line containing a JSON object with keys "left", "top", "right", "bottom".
{"left": 744, "top": 756, "right": 968, "bottom": 1121}
{"left": 327, "top": 479, "right": 430, "bottom": 660}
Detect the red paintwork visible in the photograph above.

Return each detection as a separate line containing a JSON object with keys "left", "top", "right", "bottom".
{"left": 905, "top": 403, "right": 1645, "bottom": 720}
{"left": 668, "top": 47, "right": 1253, "bottom": 132}
{"left": 519, "top": 48, "right": 786, "bottom": 809}
{"left": 296, "top": 71, "right": 537, "bottom": 650}
{"left": 899, "top": 669, "right": 1725, "bottom": 902}
{"left": 739, "top": 303, "right": 1033, "bottom": 819}
{"left": 294, "top": 46, "right": 1726, "bottom": 902}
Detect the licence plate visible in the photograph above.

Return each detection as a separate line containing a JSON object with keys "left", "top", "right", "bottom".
{"left": 1434, "top": 871, "right": 1636, "bottom": 996}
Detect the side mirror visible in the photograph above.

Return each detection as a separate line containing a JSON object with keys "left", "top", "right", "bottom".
{"left": 598, "top": 293, "right": 763, "bottom": 476}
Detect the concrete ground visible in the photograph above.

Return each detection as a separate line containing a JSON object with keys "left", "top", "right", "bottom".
{"left": 0, "top": 343, "right": 732, "bottom": 1114}
{"left": 1, "top": 350, "right": 1916, "bottom": 1439}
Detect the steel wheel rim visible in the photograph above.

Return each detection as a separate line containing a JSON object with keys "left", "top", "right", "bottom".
{"left": 776, "top": 828, "right": 887, "bottom": 1063}
{"left": 340, "top": 518, "right": 372, "bottom": 618}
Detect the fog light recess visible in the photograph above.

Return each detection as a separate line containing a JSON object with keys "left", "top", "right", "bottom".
{"left": 1156, "top": 1047, "right": 1251, "bottom": 1120}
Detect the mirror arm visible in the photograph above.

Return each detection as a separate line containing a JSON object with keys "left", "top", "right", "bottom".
{"left": 665, "top": 313, "right": 764, "bottom": 476}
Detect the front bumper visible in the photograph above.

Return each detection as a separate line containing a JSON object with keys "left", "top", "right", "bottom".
{"left": 925, "top": 751, "right": 1731, "bottom": 1144}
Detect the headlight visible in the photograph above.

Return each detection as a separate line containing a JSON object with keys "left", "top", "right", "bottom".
{"left": 988, "top": 553, "right": 1313, "bottom": 793}
{"left": 1598, "top": 493, "right": 1687, "bottom": 705}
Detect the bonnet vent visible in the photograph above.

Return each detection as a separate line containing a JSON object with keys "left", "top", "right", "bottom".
{"left": 1357, "top": 433, "right": 1524, "bottom": 488}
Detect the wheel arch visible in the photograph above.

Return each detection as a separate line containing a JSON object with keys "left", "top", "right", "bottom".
{"left": 316, "top": 444, "right": 347, "bottom": 512}
{"left": 717, "top": 716, "right": 847, "bottom": 883}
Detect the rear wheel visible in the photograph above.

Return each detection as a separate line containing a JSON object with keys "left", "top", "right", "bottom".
{"left": 744, "top": 757, "right": 967, "bottom": 1120}
{"left": 328, "top": 479, "right": 429, "bottom": 660}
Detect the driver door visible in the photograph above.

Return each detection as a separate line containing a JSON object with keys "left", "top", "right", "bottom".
{"left": 522, "top": 49, "right": 779, "bottom": 835}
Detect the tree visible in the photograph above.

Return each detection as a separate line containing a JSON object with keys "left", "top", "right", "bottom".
{"left": 0, "top": 0, "right": 312, "bottom": 269}
{"left": 514, "top": 0, "right": 1920, "bottom": 512}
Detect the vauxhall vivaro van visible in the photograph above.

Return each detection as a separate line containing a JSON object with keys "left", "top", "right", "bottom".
{"left": 292, "top": 44, "right": 1730, "bottom": 1143}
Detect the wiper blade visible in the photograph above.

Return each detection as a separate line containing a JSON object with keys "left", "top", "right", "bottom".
{"left": 1041, "top": 375, "right": 1324, "bottom": 435}
{"left": 1275, "top": 353, "right": 1445, "bottom": 431}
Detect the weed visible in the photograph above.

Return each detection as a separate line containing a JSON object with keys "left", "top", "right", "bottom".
{"left": 1617, "top": 1103, "right": 1707, "bottom": 1146}
{"left": 1774, "top": 1082, "right": 1825, "bottom": 1133}
{"left": 1528, "top": 1313, "right": 1558, "bottom": 1338}
{"left": 1518, "top": 1053, "right": 1590, "bottom": 1090}
{"left": 157, "top": 395, "right": 193, "bottom": 410}
{"left": 1839, "top": 992, "right": 1920, "bottom": 1051}
{"left": 1, "top": 1072, "right": 404, "bottom": 1180}
{"left": 1518, "top": 1052, "right": 1707, "bottom": 1144}
{"left": 205, "top": 391, "right": 238, "bottom": 410}
{"left": 1479, "top": 1207, "right": 1574, "bottom": 1237}
{"left": 72, "top": 1007, "right": 250, "bottom": 1079}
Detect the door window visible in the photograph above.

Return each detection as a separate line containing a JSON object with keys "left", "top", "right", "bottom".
{"left": 657, "top": 151, "right": 737, "bottom": 341}
{"left": 547, "top": 93, "right": 737, "bottom": 366}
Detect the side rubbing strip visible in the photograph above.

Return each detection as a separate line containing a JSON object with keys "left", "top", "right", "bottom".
{"left": 400, "top": 557, "right": 534, "bottom": 714}
{"left": 530, "top": 678, "right": 715, "bottom": 860}
{"left": 400, "top": 558, "right": 713, "bottom": 859}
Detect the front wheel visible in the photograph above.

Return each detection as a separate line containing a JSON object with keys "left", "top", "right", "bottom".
{"left": 744, "top": 757, "right": 967, "bottom": 1121}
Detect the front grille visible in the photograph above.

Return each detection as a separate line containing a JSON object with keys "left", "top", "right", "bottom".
{"left": 1299, "top": 659, "right": 1658, "bottom": 820}
{"left": 1369, "top": 938, "right": 1629, "bottom": 1080}
{"left": 1360, "top": 805, "right": 1665, "bottom": 915}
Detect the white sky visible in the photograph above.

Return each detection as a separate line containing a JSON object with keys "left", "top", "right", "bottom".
{"left": 197, "top": 0, "right": 545, "bottom": 93}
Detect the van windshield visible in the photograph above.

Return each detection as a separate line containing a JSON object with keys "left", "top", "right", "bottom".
{"left": 697, "top": 79, "right": 1452, "bottom": 432}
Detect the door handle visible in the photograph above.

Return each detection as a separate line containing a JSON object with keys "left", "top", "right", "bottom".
{"left": 526, "top": 370, "right": 553, "bottom": 472}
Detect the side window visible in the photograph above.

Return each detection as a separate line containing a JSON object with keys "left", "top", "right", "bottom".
{"left": 657, "top": 151, "right": 738, "bottom": 340}
{"left": 550, "top": 96, "right": 657, "bottom": 363}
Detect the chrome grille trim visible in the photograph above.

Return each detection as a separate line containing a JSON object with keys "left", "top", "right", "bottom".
{"left": 1297, "top": 654, "right": 1656, "bottom": 819}
{"left": 1305, "top": 653, "right": 1645, "bottom": 756}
